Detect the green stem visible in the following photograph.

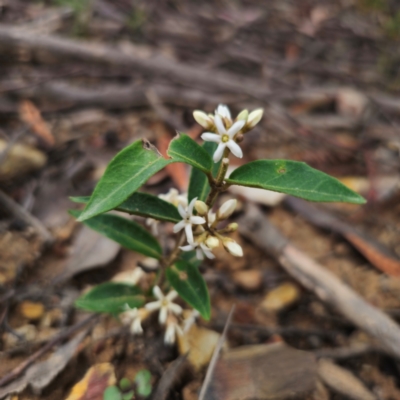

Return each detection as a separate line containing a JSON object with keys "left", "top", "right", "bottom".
{"left": 206, "top": 148, "right": 230, "bottom": 207}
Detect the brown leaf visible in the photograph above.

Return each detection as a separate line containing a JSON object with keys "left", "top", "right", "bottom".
{"left": 19, "top": 100, "right": 54, "bottom": 147}
{"left": 0, "top": 332, "right": 86, "bottom": 398}
{"left": 65, "top": 363, "right": 116, "bottom": 400}
{"left": 205, "top": 343, "right": 317, "bottom": 400}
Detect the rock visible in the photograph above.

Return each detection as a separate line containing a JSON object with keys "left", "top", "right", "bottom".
{"left": 260, "top": 282, "right": 300, "bottom": 312}
{"left": 232, "top": 269, "right": 263, "bottom": 291}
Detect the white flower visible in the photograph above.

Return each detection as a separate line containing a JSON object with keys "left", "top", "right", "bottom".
{"left": 201, "top": 114, "right": 245, "bottom": 162}
{"left": 217, "top": 199, "right": 237, "bottom": 220}
{"left": 159, "top": 188, "right": 188, "bottom": 208}
{"left": 164, "top": 317, "right": 183, "bottom": 345}
{"left": 222, "top": 238, "right": 243, "bottom": 257}
{"left": 182, "top": 309, "right": 200, "bottom": 333}
{"left": 120, "top": 306, "right": 148, "bottom": 335}
{"left": 180, "top": 241, "right": 215, "bottom": 260}
{"left": 173, "top": 197, "right": 206, "bottom": 244}
{"left": 145, "top": 286, "right": 182, "bottom": 324}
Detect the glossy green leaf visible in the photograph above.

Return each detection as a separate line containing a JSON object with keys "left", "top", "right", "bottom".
{"left": 76, "top": 282, "right": 145, "bottom": 314}
{"left": 70, "top": 210, "right": 162, "bottom": 259}
{"left": 71, "top": 192, "right": 181, "bottom": 223}
{"left": 166, "top": 260, "right": 210, "bottom": 320}
{"left": 167, "top": 133, "right": 212, "bottom": 174}
{"left": 227, "top": 160, "right": 366, "bottom": 204}
{"left": 78, "top": 140, "right": 172, "bottom": 221}
{"left": 104, "top": 386, "right": 121, "bottom": 400}
{"left": 134, "top": 370, "right": 152, "bottom": 397}
{"left": 178, "top": 250, "right": 201, "bottom": 268}
{"left": 188, "top": 141, "right": 221, "bottom": 202}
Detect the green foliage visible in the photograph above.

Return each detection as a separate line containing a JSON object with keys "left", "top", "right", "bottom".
{"left": 76, "top": 282, "right": 144, "bottom": 314}
{"left": 134, "top": 369, "right": 152, "bottom": 397}
{"left": 70, "top": 210, "right": 162, "bottom": 259}
{"left": 188, "top": 142, "right": 221, "bottom": 202}
{"left": 227, "top": 160, "right": 366, "bottom": 204}
{"left": 103, "top": 386, "right": 122, "bottom": 400}
{"left": 78, "top": 140, "right": 172, "bottom": 221}
{"left": 167, "top": 133, "right": 213, "bottom": 173}
{"left": 71, "top": 192, "right": 181, "bottom": 223}
{"left": 166, "top": 260, "right": 210, "bottom": 320}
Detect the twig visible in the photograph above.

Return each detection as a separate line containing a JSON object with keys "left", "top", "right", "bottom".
{"left": 0, "top": 313, "right": 97, "bottom": 387}
{"left": 0, "top": 189, "right": 53, "bottom": 243}
{"left": 0, "top": 24, "right": 272, "bottom": 98}
{"left": 239, "top": 204, "right": 400, "bottom": 360}
{"left": 198, "top": 305, "right": 235, "bottom": 400}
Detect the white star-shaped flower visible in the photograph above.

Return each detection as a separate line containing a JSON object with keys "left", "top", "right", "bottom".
{"left": 164, "top": 316, "right": 183, "bottom": 345}
{"left": 180, "top": 241, "right": 215, "bottom": 260}
{"left": 145, "top": 286, "right": 182, "bottom": 324}
{"left": 173, "top": 197, "right": 205, "bottom": 244}
{"left": 159, "top": 188, "right": 188, "bottom": 208}
{"left": 120, "top": 306, "right": 148, "bottom": 335}
{"left": 201, "top": 114, "right": 245, "bottom": 162}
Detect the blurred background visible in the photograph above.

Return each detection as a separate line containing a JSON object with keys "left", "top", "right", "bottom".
{"left": 1, "top": 1, "right": 400, "bottom": 399}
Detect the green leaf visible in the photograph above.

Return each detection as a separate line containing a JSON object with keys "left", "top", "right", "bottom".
{"left": 178, "top": 250, "right": 201, "bottom": 268}
{"left": 78, "top": 140, "right": 172, "bottom": 221}
{"left": 71, "top": 192, "right": 181, "bottom": 223}
{"left": 119, "top": 378, "right": 131, "bottom": 391}
{"left": 76, "top": 282, "right": 145, "bottom": 314}
{"left": 134, "top": 369, "right": 152, "bottom": 397}
{"left": 70, "top": 210, "right": 162, "bottom": 259}
{"left": 122, "top": 392, "right": 134, "bottom": 400}
{"left": 188, "top": 142, "right": 221, "bottom": 202}
{"left": 168, "top": 133, "right": 212, "bottom": 174}
{"left": 166, "top": 260, "right": 210, "bottom": 320}
{"left": 227, "top": 160, "right": 366, "bottom": 204}
{"left": 104, "top": 386, "right": 122, "bottom": 400}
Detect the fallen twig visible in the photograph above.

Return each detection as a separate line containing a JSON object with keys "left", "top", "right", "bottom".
{"left": 198, "top": 305, "right": 235, "bottom": 400}
{"left": 0, "top": 314, "right": 97, "bottom": 387}
{"left": 239, "top": 204, "right": 400, "bottom": 360}
{"left": 0, "top": 189, "right": 53, "bottom": 243}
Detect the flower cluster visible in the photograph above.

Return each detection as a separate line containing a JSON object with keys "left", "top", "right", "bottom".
{"left": 175, "top": 197, "right": 242, "bottom": 260}
{"left": 120, "top": 286, "right": 199, "bottom": 344}
{"left": 194, "top": 104, "right": 263, "bottom": 162}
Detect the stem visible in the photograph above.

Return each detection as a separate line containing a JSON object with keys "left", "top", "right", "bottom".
{"left": 206, "top": 148, "right": 230, "bottom": 207}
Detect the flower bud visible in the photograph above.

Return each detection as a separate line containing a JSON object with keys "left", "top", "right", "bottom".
{"left": 235, "top": 133, "right": 244, "bottom": 143}
{"left": 222, "top": 238, "right": 243, "bottom": 257}
{"left": 246, "top": 108, "right": 264, "bottom": 129}
{"left": 226, "top": 222, "right": 239, "bottom": 233}
{"left": 205, "top": 235, "right": 219, "bottom": 249}
{"left": 195, "top": 200, "right": 208, "bottom": 216}
{"left": 193, "top": 110, "right": 213, "bottom": 129}
{"left": 217, "top": 199, "right": 237, "bottom": 220}
{"left": 237, "top": 109, "right": 248, "bottom": 121}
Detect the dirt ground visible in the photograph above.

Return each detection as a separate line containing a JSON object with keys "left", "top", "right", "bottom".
{"left": 1, "top": 0, "right": 400, "bottom": 399}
